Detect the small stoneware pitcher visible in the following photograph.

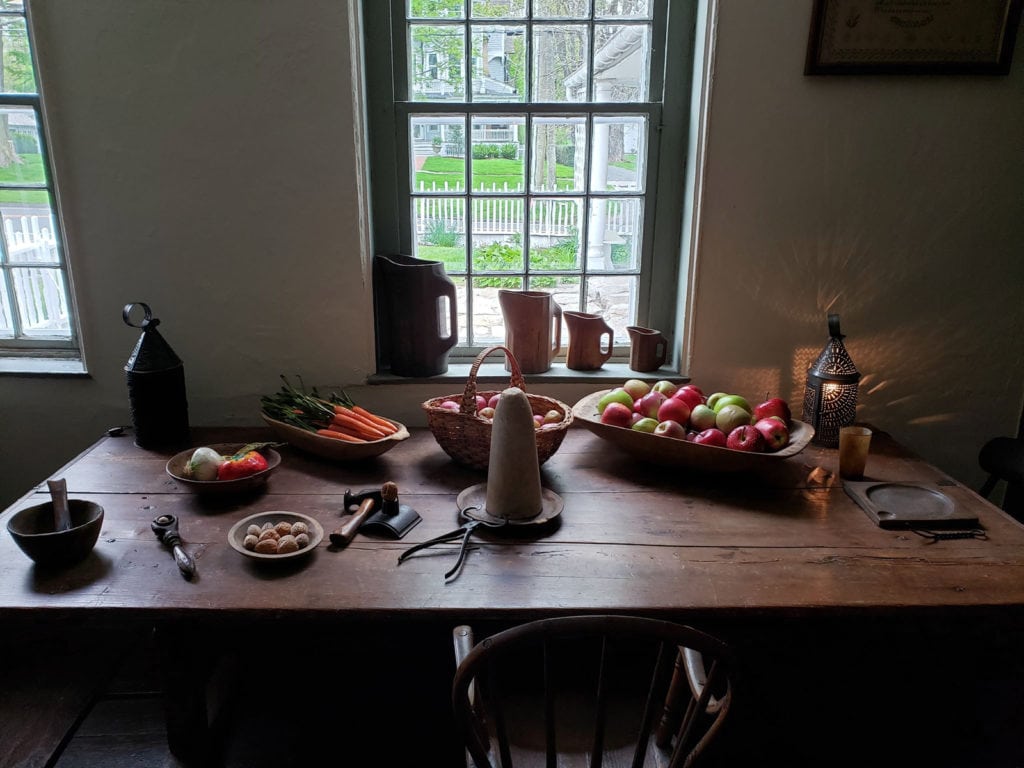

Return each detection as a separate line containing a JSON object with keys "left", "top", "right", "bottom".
{"left": 498, "top": 290, "right": 562, "bottom": 374}
{"left": 627, "top": 326, "right": 668, "bottom": 372}
{"left": 564, "top": 311, "right": 614, "bottom": 371}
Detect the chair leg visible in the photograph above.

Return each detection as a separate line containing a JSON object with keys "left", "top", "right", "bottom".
{"left": 979, "top": 475, "right": 998, "bottom": 499}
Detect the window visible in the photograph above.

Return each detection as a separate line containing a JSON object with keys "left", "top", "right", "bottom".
{"left": 364, "top": 0, "right": 695, "bottom": 367}
{"left": 0, "top": 0, "right": 77, "bottom": 364}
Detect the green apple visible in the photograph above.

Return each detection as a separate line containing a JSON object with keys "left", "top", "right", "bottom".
{"left": 652, "top": 380, "right": 679, "bottom": 398}
{"left": 712, "top": 394, "right": 751, "bottom": 414}
{"left": 716, "top": 403, "right": 752, "bottom": 433}
{"left": 597, "top": 387, "right": 635, "bottom": 414}
{"left": 632, "top": 417, "right": 659, "bottom": 433}
{"left": 705, "top": 392, "right": 728, "bottom": 410}
{"left": 689, "top": 403, "right": 718, "bottom": 431}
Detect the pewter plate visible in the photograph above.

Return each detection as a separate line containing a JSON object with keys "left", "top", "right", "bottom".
{"left": 843, "top": 481, "right": 978, "bottom": 529}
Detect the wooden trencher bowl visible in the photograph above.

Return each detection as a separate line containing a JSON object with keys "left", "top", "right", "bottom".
{"left": 422, "top": 345, "right": 573, "bottom": 471}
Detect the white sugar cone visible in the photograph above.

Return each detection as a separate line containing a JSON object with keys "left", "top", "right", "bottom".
{"left": 486, "top": 387, "right": 543, "bottom": 520}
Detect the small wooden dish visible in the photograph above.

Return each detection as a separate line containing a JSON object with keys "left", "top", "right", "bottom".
{"left": 261, "top": 414, "right": 409, "bottom": 461}
{"left": 228, "top": 511, "right": 324, "bottom": 561}
{"left": 165, "top": 443, "right": 281, "bottom": 494}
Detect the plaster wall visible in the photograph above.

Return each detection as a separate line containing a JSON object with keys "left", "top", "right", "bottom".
{"left": 0, "top": 0, "right": 1020, "bottom": 509}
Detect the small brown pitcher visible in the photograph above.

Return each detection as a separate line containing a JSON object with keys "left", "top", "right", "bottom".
{"left": 564, "top": 311, "right": 614, "bottom": 371}
{"left": 498, "top": 290, "right": 563, "bottom": 374}
{"left": 627, "top": 326, "right": 668, "bottom": 372}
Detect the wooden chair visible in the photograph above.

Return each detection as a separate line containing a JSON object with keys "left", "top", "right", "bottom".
{"left": 451, "top": 615, "right": 736, "bottom": 768}
{"left": 978, "top": 436, "right": 1024, "bottom": 520}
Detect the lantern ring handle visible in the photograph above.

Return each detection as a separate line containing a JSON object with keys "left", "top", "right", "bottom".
{"left": 827, "top": 313, "right": 843, "bottom": 339}
{"left": 123, "top": 302, "right": 160, "bottom": 329}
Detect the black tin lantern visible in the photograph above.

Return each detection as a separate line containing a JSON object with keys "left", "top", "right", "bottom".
{"left": 123, "top": 302, "right": 190, "bottom": 450}
{"left": 803, "top": 313, "right": 860, "bottom": 448}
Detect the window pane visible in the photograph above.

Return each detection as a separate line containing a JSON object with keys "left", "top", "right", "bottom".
{"left": 585, "top": 274, "right": 636, "bottom": 340}
{"left": 408, "top": 0, "right": 465, "bottom": 20}
{"left": 593, "top": 24, "right": 650, "bottom": 101}
{"left": 591, "top": 114, "right": 645, "bottom": 192}
{"left": 471, "top": 26, "right": 525, "bottom": 102}
{"left": 472, "top": 200, "right": 523, "bottom": 272}
{"left": 411, "top": 116, "right": 467, "bottom": 191}
{"left": 532, "top": 25, "right": 588, "bottom": 102}
{"left": 11, "top": 266, "right": 69, "bottom": 337}
{"left": 0, "top": 270, "right": 12, "bottom": 335}
{"left": 529, "top": 197, "right": 582, "bottom": 269}
{"left": 595, "top": 0, "right": 651, "bottom": 19}
{"left": 0, "top": 17, "right": 36, "bottom": 94}
{"left": 531, "top": 116, "right": 586, "bottom": 193}
{"left": 534, "top": 275, "right": 581, "bottom": 314}
{"left": 1, "top": 192, "right": 58, "bottom": 264}
{"left": 0, "top": 108, "right": 46, "bottom": 186}
{"left": 473, "top": 275, "right": 517, "bottom": 344}
{"left": 585, "top": 197, "right": 641, "bottom": 271}
{"left": 409, "top": 24, "right": 466, "bottom": 102}
{"left": 471, "top": 0, "right": 526, "bottom": 19}
{"left": 471, "top": 115, "right": 524, "bottom": 190}
{"left": 414, "top": 197, "right": 466, "bottom": 272}
{"left": 534, "top": 0, "right": 591, "bottom": 19}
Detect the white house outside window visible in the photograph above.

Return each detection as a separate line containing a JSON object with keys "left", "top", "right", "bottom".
{"left": 0, "top": 0, "right": 77, "bottom": 365}
{"left": 364, "top": 0, "right": 695, "bottom": 366}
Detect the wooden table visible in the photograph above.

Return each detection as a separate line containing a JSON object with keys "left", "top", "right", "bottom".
{"left": 3, "top": 425, "right": 1024, "bottom": 766}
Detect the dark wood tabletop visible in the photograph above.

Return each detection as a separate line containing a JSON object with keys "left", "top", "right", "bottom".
{"left": 2, "top": 423, "right": 1022, "bottom": 620}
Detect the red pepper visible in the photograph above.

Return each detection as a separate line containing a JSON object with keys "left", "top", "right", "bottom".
{"left": 216, "top": 450, "right": 269, "bottom": 480}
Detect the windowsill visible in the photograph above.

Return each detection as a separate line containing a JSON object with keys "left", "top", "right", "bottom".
{"left": 0, "top": 357, "right": 88, "bottom": 376}
{"left": 367, "top": 361, "right": 686, "bottom": 386}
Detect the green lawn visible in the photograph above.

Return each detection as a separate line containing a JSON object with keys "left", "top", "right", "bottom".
{"left": 416, "top": 156, "right": 575, "bottom": 192}
{"left": 0, "top": 154, "right": 48, "bottom": 203}
{"left": 610, "top": 153, "right": 637, "bottom": 171}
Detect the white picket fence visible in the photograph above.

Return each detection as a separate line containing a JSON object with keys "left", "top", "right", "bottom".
{"left": 2, "top": 214, "right": 67, "bottom": 334}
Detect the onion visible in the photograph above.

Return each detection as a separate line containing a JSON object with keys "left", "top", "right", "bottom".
{"left": 186, "top": 446, "right": 223, "bottom": 481}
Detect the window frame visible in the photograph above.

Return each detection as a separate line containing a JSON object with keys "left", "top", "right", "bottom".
{"left": 0, "top": 1, "right": 79, "bottom": 364}
{"left": 362, "top": 0, "right": 696, "bottom": 371}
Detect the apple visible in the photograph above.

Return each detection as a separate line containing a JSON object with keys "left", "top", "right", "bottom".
{"left": 634, "top": 390, "right": 668, "bottom": 419}
{"left": 478, "top": 406, "right": 495, "bottom": 420}
{"left": 622, "top": 379, "right": 651, "bottom": 401}
{"left": 652, "top": 380, "right": 679, "bottom": 398}
{"left": 705, "top": 392, "right": 728, "bottom": 410}
{"left": 688, "top": 403, "right": 718, "bottom": 431}
{"left": 630, "top": 412, "right": 644, "bottom": 426}
{"left": 632, "top": 417, "right": 660, "bottom": 433}
{"left": 653, "top": 419, "right": 688, "bottom": 440}
{"left": 711, "top": 394, "right": 751, "bottom": 414}
{"left": 542, "top": 409, "right": 563, "bottom": 424}
{"left": 600, "top": 401, "right": 634, "bottom": 428}
{"left": 715, "top": 403, "right": 752, "bottom": 433}
{"left": 672, "top": 385, "right": 705, "bottom": 412}
{"left": 693, "top": 428, "right": 727, "bottom": 447}
{"left": 684, "top": 430, "right": 699, "bottom": 442}
{"left": 533, "top": 415, "right": 544, "bottom": 427}
{"left": 439, "top": 400, "right": 461, "bottom": 412}
{"left": 657, "top": 397, "right": 691, "bottom": 425}
{"left": 726, "top": 424, "right": 765, "bottom": 452}
{"left": 475, "top": 395, "right": 488, "bottom": 411}
{"left": 754, "top": 417, "right": 789, "bottom": 451}
{"left": 487, "top": 394, "right": 501, "bottom": 410}
{"left": 597, "top": 388, "right": 635, "bottom": 414}
{"left": 753, "top": 397, "right": 791, "bottom": 426}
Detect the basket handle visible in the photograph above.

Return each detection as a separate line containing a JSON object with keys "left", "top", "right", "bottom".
{"left": 460, "top": 345, "right": 526, "bottom": 415}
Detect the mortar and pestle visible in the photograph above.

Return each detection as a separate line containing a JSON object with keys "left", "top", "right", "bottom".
{"left": 6, "top": 478, "right": 104, "bottom": 568}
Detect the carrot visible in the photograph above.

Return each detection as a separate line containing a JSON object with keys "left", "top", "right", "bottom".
{"left": 351, "top": 406, "right": 398, "bottom": 434}
{"left": 331, "top": 412, "right": 387, "bottom": 440}
{"left": 327, "top": 423, "right": 374, "bottom": 441}
{"left": 316, "top": 428, "right": 366, "bottom": 443}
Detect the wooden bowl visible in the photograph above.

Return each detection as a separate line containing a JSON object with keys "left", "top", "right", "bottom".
{"left": 166, "top": 443, "right": 281, "bottom": 494}
{"left": 571, "top": 389, "right": 815, "bottom": 472}
{"left": 228, "top": 511, "right": 324, "bottom": 562}
{"left": 7, "top": 499, "right": 104, "bottom": 568}
{"left": 261, "top": 414, "right": 410, "bottom": 461}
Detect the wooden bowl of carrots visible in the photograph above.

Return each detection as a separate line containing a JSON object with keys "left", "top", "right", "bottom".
{"left": 260, "top": 378, "right": 410, "bottom": 461}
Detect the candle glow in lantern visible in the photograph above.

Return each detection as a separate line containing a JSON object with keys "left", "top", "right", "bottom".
{"left": 803, "top": 314, "right": 860, "bottom": 447}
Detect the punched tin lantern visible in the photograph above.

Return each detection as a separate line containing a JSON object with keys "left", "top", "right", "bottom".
{"left": 803, "top": 313, "right": 860, "bottom": 447}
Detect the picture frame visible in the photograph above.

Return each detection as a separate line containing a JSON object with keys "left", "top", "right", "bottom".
{"left": 805, "top": 0, "right": 1023, "bottom": 75}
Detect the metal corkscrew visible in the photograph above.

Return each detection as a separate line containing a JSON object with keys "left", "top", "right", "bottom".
{"left": 151, "top": 514, "right": 197, "bottom": 580}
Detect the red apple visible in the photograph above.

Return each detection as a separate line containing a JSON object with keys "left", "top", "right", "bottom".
{"left": 487, "top": 394, "right": 501, "bottom": 410}
{"left": 653, "top": 419, "right": 688, "bottom": 439}
{"left": 693, "top": 428, "right": 727, "bottom": 447}
{"left": 726, "top": 424, "right": 765, "bottom": 452}
{"left": 597, "top": 388, "right": 635, "bottom": 414}
{"left": 652, "top": 380, "right": 679, "bottom": 398}
{"left": 475, "top": 395, "right": 488, "bottom": 411}
{"left": 630, "top": 413, "right": 644, "bottom": 427}
{"left": 600, "top": 401, "right": 634, "bottom": 428}
{"left": 754, "top": 417, "right": 789, "bottom": 451}
{"left": 657, "top": 397, "right": 691, "bottom": 425}
{"left": 634, "top": 391, "right": 668, "bottom": 419}
{"left": 672, "top": 385, "right": 705, "bottom": 412}
{"left": 753, "top": 397, "right": 791, "bottom": 426}
{"left": 439, "top": 400, "right": 461, "bottom": 412}
{"left": 622, "top": 379, "right": 651, "bottom": 401}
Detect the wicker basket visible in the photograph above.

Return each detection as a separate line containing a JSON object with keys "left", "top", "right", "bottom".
{"left": 422, "top": 345, "right": 573, "bottom": 471}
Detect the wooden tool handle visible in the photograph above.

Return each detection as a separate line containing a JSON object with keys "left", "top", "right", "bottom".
{"left": 330, "top": 497, "right": 375, "bottom": 547}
